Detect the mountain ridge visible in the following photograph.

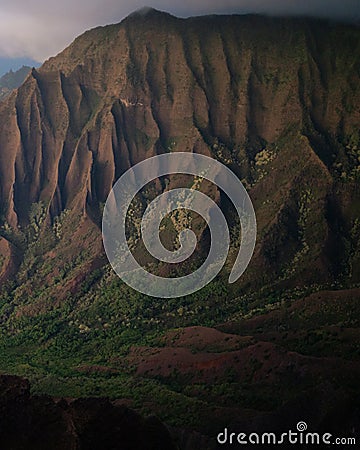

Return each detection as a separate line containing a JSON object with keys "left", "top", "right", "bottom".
{"left": 0, "top": 12, "right": 358, "bottom": 291}
{"left": 0, "top": 65, "right": 32, "bottom": 101}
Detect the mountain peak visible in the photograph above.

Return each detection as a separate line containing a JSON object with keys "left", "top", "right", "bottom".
{"left": 131, "top": 6, "right": 157, "bottom": 15}
{"left": 0, "top": 65, "right": 32, "bottom": 101}
{"left": 126, "top": 6, "right": 174, "bottom": 21}
{"left": 128, "top": 6, "right": 165, "bottom": 18}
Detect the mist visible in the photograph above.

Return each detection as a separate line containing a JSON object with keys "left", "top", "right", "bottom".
{"left": 0, "top": 0, "right": 358, "bottom": 61}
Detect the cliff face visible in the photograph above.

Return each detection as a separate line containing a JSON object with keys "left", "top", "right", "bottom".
{"left": 0, "top": 9, "right": 359, "bottom": 289}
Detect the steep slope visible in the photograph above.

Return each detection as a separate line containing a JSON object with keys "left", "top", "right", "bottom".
{"left": 0, "top": 10, "right": 359, "bottom": 295}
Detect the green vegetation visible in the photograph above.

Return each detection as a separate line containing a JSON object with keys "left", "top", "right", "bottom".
{"left": 1, "top": 119, "right": 360, "bottom": 431}
{"left": 0, "top": 216, "right": 359, "bottom": 433}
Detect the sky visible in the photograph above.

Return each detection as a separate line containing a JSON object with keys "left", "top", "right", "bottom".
{"left": 0, "top": 0, "right": 359, "bottom": 63}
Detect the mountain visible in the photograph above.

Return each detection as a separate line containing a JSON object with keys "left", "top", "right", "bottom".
{"left": 0, "top": 66, "right": 32, "bottom": 101}
{"left": 0, "top": 10, "right": 359, "bottom": 291}
{"left": 0, "top": 9, "right": 359, "bottom": 446}
{"left": 0, "top": 57, "right": 40, "bottom": 78}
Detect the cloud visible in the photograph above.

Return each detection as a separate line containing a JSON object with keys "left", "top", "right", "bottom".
{"left": 0, "top": 0, "right": 359, "bottom": 61}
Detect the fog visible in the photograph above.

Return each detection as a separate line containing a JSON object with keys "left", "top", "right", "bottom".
{"left": 0, "top": 0, "right": 358, "bottom": 61}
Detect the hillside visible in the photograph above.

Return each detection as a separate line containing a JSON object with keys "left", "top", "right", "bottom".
{"left": 0, "top": 9, "right": 359, "bottom": 447}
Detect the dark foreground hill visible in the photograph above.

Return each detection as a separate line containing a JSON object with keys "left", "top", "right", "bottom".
{"left": 0, "top": 375, "right": 177, "bottom": 449}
